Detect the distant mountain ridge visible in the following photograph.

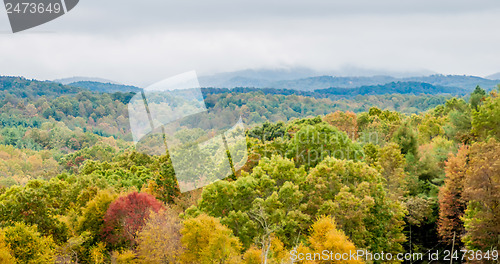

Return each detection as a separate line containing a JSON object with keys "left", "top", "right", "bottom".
{"left": 54, "top": 76, "right": 120, "bottom": 85}
{"left": 271, "top": 75, "right": 396, "bottom": 90}
{"left": 67, "top": 81, "right": 141, "bottom": 93}
{"left": 53, "top": 67, "right": 499, "bottom": 94}
{"left": 8, "top": 71, "right": 500, "bottom": 97}
{"left": 203, "top": 81, "right": 468, "bottom": 99}
{"left": 2, "top": 76, "right": 469, "bottom": 99}
{"left": 202, "top": 74, "right": 499, "bottom": 92}
{"left": 0, "top": 76, "right": 81, "bottom": 98}
{"left": 198, "top": 66, "right": 435, "bottom": 88}
{"left": 315, "top": 81, "right": 467, "bottom": 96}
{"left": 486, "top": 72, "right": 500, "bottom": 80}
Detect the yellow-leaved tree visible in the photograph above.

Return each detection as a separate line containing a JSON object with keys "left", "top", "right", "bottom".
{"left": 0, "top": 233, "right": 16, "bottom": 263}
{"left": 301, "top": 216, "right": 364, "bottom": 264}
{"left": 242, "top": 236, "right": 290, "bottom": 264}
{"left": 0, "top": 222, "right": 56, "bottom": 263}
{"left": 181, "top": 214, "right": 241, "bottom": 264}
{"left": 136, "top": 208, "right": 184, "bottom": 263}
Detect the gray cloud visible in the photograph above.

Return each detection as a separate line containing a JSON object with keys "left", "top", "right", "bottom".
{"left": 0, "top": 0, "right": 499, "bottom": 85}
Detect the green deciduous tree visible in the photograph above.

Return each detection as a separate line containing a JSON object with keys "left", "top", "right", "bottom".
{"left": 73, "top": 189, "right": 117, "bottom": 262}
{"left": 152, "top": 154, "right": 180, "bottom": 204}
{"left": 304, "top": 157, "right": 406, "bottom": 254}
{"left": 469, "top": 85, "right": 486, "bottom": 111}
{"left": 0, "top": 179, "right": 70, "bottom": 242}
{"left": 287, "top": 122, "right": 362, "bottom": 169}
{"left": 376, "top": 142, "right": 408, "bottom": 200}
{"left": 392, "top": 121, "right": 418, "bottom": 156}
{"left": 442, "top": 97, "right": 472, "bottom": 143}
{"left": 189, "top": 155, "right": 309, "bottom": 248}
{"left": 472, "top": 90, "right": 500, "bottom": 141}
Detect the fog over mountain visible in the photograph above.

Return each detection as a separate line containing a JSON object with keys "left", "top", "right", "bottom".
{"left": 1, "top": 0, "right": 499, "bottom": 85}
{"left": 50, "top": 67, "right": 499, "bottom": 94}
{"left": 54, "top": 77, "right": 120, "bottom": 85}
{"left": 198, "top": 66, "right": 436, "bottom": 88}
{"left": 197, "top": 68, "right": 498, "bottom": 92}
{"left": 486, "top": 73, "right": 500, "bottom": 80}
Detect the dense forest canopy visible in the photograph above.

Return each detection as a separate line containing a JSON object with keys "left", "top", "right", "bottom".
{"left": 0, "top": 75, "right": 499, "bottom": 263}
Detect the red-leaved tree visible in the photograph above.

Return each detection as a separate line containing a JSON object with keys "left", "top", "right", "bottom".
{"left": 101, "top": 192, "right": 164, "bottom": 248}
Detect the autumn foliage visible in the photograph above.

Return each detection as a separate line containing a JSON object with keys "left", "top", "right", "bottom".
{"left": 180, "top": 214, "right": 242, "bottom": 264}
{"left": 323, "top": 110, "right": 359, "bottom": 139}
{"left": 307, "top": 216, "right": 364, "bottom": 264}
{"left": 101, "top": 192, "right": 164, "bottom": 248}
{"left": 462, "top": 139, "right": 500, "bottom": 250}
{"left": 136, "top": 208, "right": 184, "bottom": 263}
{"left": 438, "top": 145, "right": 469, "bottom": 243}
{"left": 438, "top": 139, "right": 500, "bottom": 250}
{"left": 0, "top": 78, "right": 499, "bottom": 262}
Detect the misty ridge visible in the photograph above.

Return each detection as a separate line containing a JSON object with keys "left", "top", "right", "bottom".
{"left": 49, "top": 67, "right": 500, "bottom": 98}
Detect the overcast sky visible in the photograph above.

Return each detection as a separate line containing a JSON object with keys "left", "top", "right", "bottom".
{"left": 1, "top": 0, "right": 500, "bottom": 86}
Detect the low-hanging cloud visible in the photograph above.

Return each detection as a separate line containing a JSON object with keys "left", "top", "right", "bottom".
{"left": 0, "top": 0, "right": 499, "bottom": 85}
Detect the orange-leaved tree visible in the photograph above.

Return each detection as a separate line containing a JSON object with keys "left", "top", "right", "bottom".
{"left": 437, "top": 145, "right": 469, "bottom": 244}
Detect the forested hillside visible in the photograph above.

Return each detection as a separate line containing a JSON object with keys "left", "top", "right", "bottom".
{"left": 67, "top": 81, "right": 141, "bottom": 93}
{"left": 0, "top": 76, "right": 499, "bottom": 263}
